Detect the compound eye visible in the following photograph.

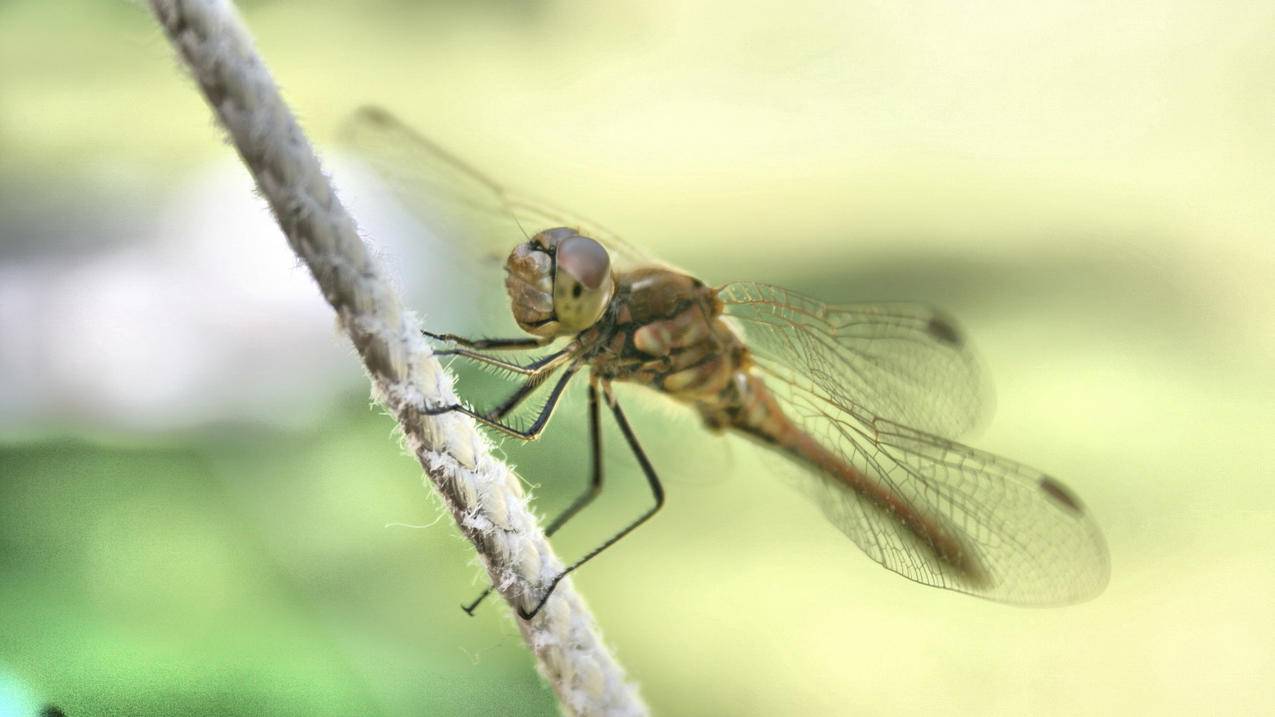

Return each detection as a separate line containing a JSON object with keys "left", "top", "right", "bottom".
{"left": 556, "top": 236, "right": 610, "bottom": 290}
{"left": 553, "top": 236, "right": 614, "bottom": 332}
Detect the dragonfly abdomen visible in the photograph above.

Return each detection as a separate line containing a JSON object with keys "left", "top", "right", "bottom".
{"left": 714, "top": 372, "right": 993, "bottom": 590}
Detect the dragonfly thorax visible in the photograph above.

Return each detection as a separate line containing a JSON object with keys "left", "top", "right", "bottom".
{"left": 504, "top": 227, "right": 616, "bottom": 337}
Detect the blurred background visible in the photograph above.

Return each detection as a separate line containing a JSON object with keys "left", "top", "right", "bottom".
{"left": 2, "top": 0, "right": 1273, "bottom": 715}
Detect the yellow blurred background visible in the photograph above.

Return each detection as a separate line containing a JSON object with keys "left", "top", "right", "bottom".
{"left": 2, "top": 1, "right": 1272, "bottom": 715}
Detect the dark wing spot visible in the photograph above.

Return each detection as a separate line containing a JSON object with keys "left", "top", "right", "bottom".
{"left": 572, "top": 283, "right": 583, "bottom": 298}
{"left": 926, "top": 314, "right": 963, "bottom": 346}
{"left": 1039, "top": 475, "right": 1084, "bottom": 514}
{"left": 359, "top": 105, "right": 393, "bottom": 127}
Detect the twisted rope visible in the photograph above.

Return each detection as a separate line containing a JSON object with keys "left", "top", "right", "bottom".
{"left": 147, "top": 1, "right": 646, "bottom": 714}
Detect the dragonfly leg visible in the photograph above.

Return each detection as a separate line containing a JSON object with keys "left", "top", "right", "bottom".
{"left": 433, "top": 344, "right": 573, "bottom": 376}
{"left": 462, "top": 377, "right": 606, "bottom": 616}
{"left": 422, "top": 330, "right": 552, "bottom": 351}
{"left": 514, "top": 381, "right": 665, "bottom": 620}
{"left": 477, "top": 361, "right": 565, "bottom": 423}
{"left": 426, "top": 363, "right": 580, "bottom": 441}
{"left": 541, "top": 379, "right": 607, "bottom": 536}
{"left": 427, "top": 345, "right": 575, "bottom": 424}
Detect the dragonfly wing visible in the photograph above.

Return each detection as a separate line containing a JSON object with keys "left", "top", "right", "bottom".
{"left": 720, "top": 281, "right": 1107, "bottom": 603}
{"left": 719, "top": 281, "right": 989, "bottom": 438}
{"left": 339, "top": 106, "right": 657, "bottom": 272}
{"left": 757, "top": 371, "right": 1109, "bottom": 604}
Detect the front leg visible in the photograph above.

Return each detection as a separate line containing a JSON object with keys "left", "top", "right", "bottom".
{"left": 426, "top": 332, "right": 574, "bottom": 376}
{"left": 423, "top": 330, "right": 553, "bottom": 351}
{"left": 427, "top": 363, "right": 582, "bottom": 441}
{"left": 435, "top": 343, "right": 576, "bottom": 377}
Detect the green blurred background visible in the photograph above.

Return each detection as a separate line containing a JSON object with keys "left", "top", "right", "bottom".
{"left": 2, "top": 1, "right": 1272, "bottom": 715}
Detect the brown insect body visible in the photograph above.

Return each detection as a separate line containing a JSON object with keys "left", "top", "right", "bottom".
{"left": 348, "top": 109, "right": 1109, "bottom": 617}
{"left": 576, "top": 264, "right": 985, "bottom": 584}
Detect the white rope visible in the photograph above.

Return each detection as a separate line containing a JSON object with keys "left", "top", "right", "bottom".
{"left": 147, "top": 2, "right": 646, "bottom": 714}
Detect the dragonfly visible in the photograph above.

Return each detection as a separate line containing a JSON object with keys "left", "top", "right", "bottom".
{"left": 343, "top": 106, "right": 1110, "bottom": 620}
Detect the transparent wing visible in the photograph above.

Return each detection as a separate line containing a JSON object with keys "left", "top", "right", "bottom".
{"left": 722, "top": 283, "right": 1108, "bottom": 604}
{"left": 339, "top": 105, "right": 657, "bottom": 272}
{"left": 720, "top": 281, "right": 988, "bottom": 438}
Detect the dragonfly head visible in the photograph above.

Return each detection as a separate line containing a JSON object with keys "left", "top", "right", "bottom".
{"left": 504, "top": 227, "right": 615, "bottom": 337}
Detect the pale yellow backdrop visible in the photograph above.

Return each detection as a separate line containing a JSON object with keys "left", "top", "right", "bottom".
{"left": 1, "top": 1, "right": 1271, "bottom": 715}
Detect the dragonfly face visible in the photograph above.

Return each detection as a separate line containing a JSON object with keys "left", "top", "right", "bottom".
{"left": 504, "top": 227, "right": 616, "bottom": 338}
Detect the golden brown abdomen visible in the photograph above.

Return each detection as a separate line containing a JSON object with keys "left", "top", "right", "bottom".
{"left": 710, "top": 370, "right": 989, "bottom": 585}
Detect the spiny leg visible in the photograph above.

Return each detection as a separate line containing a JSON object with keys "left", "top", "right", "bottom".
{"left": 435, "top": 343, "right": 575, "bottom": 377}
{"left": 429, "top": 365, "right": 552, "bottom": 427}
{"left": 426, "top": 362, "right": 581, "bottom": 441}
{"left": 462, "top": 377, "right": 606, "bottom": 616}
{"left": 423, "top": 331, "right": 552, "bottom": 351}
{"left": 515, "top": 381, "right": 665, "bottom": 620}
{"left": 479, "top": 360, "right": 568, "bottom": 423}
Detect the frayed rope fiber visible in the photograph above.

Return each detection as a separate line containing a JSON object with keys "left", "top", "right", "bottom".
{"left": 147, "top": 1, "right": 646, "bottom": 714}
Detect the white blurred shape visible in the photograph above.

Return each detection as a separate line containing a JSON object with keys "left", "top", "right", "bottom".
{"left": 0, "top": 161, "right": 393, "bottom": 434}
